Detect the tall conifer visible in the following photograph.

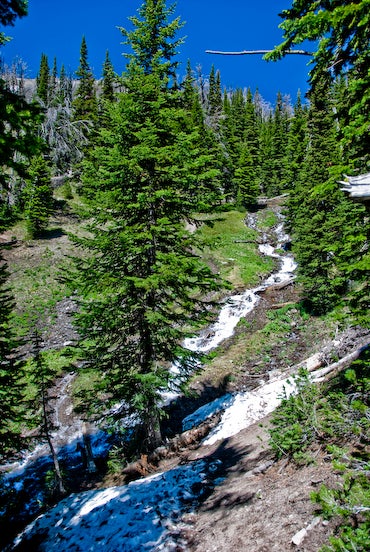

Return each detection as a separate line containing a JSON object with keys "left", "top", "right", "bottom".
{"left": 288, "top": 75, "right": 350, "bottom": 313}
{"left": 70, "top": 0, "right": 224, "bottom": 448}
{"left": 0, "top": 253, "right": 24, "bottom": 458}
{"left": 36, "top": 53, "right": 50, "bottom": 105}
{"left": 73, "top": 36, "right": 97, "bottom": 123}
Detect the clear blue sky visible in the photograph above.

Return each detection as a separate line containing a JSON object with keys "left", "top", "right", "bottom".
{"left": 1, "top": 0, "right": 313, "bottom": 105}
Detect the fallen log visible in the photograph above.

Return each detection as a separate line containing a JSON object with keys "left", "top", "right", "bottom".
{"left": 311, "top": 343, "right": 369, "bottom": 383}
{"left": 270, "top": 301, "right": 296, "bottom": 310}
{"left": 233, "top": 239, "right": 256, "bottom": 243}
{"left": 259, "top": 278, "right": 295, "bottom": 293}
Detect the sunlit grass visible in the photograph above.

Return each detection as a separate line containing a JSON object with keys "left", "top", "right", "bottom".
{"left": 196, "top": 210, "right": 274, "bottom": 288}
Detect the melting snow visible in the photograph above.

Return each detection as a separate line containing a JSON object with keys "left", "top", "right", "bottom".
{"left": 13, "top": 460, "right": 214, "bottom": 551}
{"left": 203, "top": 375, "right": 297, "bottom": 445}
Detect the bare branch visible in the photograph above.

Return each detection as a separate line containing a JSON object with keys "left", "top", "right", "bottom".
{"left": 205, "top": 49, "right": 313, "bottom": 56}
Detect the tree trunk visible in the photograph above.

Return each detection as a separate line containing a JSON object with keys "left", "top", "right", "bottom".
{"left": 82, "top": 422, "right": 98, "bottom": 473}
{"left": 41, "top": 386, "right": 66, "bottom": 496}
{"left": 311, "top": 344, "right": 369, "bottom": 382}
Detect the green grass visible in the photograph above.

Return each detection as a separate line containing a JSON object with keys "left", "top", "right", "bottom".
{"left": 196, "top": 210, "right": 274, "bottom": 287}
{"left": 256, "top": 208, "right": 279, "bottom": 229}
{"left": 4, "top": 213, "right": 79, "bottom": 338}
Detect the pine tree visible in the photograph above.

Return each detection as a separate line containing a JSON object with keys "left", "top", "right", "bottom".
{"left": 207, "top": 65, "right": 222, "bottom": 125}
{"left": 258, "top": 111, "right": 274, "bottom": 197}
{"left": 0, "top": 82, "right": 42, "bottom": 225}
{"left": 72, "top": 36, "right": 97, "bottom": 123}
{"left": 0, "top": 252, "right": 24, "bottom": 459}
{"left": 27, "top": 331, "right": 66, "bottom": 495}
{"left": 266, "top": 92, "right": 291, "bottom": 197}
{"left": 233, "top": 142, "right": 259, "bottom": 208}
{"left": 181, "top": 59, "right": 196, "bottom": 111}
{"left": 101, "top": 50, "right": 116, "bottom": 102}
{"left": 49, "top": 57, "right": 58, "bottom": 106}
{"left": 36, "top": 53, "right": 50, "bottom": 105}
{"left": 23, "top": 155, "right": 53, "bottom": 238}
{"left": 288, "top": 75, "right": 351, "bottom": 313}
{"left": 266, "top": 0, "right": 370, "bottom": 172}
{"left": 269, "top": 0, "right": 370, "bottom": 322}
{"left": 284, "top": 92, "right": 308, "bottom": 194}
{"left": 70, "top": 0, "right": 224, "bottom": 448}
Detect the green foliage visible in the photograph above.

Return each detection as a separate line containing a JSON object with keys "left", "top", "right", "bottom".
{"left": 269, "top": 356, "right": 370, "bottom": 464}
{"left": 68, "top": 0, "right": 226, "bottom": 447}
{"left": 269, "top": 370, "right": 320, "bottom": 463}
{"left": 312, "top": 449, "right": 370, "bottom": 552}
{"left": 0, "top": 250, "right": 25, "bottom": 458}
{"left": 36, "top": 53, "right": 50, "bottom": 104}
{"left": 265, "top": 0, "right": 370, "bottom": 170}
{"left": 197, "top": 210, "right": 273, "bottom": 287}
{"left": 0, "top": 80, "right": 42, "bottom": 223}
{"left": 72, "top": 36, "right": 97, "bottom": 124}
{"left": 0, "top": 0, "right": 28, "bottom": 45}
{"left": 262, "top": 307, "right": 293, "bottom": 335}
{"left": 233, "top": 143, "right": 259, "bottom": 208}
{"left": 23, "top": 155, "right": 53, "bottom": 238}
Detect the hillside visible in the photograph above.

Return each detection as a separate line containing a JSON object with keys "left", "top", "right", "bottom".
{"left": 2, "top": 196, "right": 369, "bottom": 551}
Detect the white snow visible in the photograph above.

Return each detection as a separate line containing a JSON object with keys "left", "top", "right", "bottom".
{"left": 203, "top": 375, "right": 297, "bottom": 445}
{"left": 13, "top": 460, "right": 215, "bottom": 551}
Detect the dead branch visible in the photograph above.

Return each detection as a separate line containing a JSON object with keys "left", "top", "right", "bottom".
{"left": 206, "top": 49, "right": 313, "bottom": 56}
{"left": 311, "top": 343, "right": 369, "bottom": 383}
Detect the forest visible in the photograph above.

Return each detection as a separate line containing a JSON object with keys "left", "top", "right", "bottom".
{"left": 0, "top": 1, "right": 369, "bottom": 550}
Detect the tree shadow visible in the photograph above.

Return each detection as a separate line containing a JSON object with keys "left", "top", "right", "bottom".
{"left": 196, "top": 439, "right": 274, "bottom": 512}
{"left": 161, "top": 375, "right": 233, "bottom": 438}
{"left": 39, "top": 227, "right": 65, "bottom": 240}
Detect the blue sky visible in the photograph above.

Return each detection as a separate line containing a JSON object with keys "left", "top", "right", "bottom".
{"left": 1, "top": 0, "right": 313, "bottom": 104}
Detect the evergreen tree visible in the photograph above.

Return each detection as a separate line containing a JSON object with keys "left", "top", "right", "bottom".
{"left": 101, "top": 50, "right": 116, "bottom": 102}
{"left": 0, "top": 252, "right": 24, "bottom": 459}
{"left": 49, "top": 57, "right": 58, "bottom": 105}
{"left": 268, "top": 0, "right": 370, "bottom": 322}
{"left": 70, "top": 0, "right": 224, "bottom": 448}
{"left": 72, "top": 36, "right": 97, "bottom": 123}
{"left": 233, "top": 142, "right": 259, "bottom": 208}
{"left": 0, "top": 79, "right": 42, "bottom": 225}
{"left": 36, "top": 53, "right": 50, "bottom": 104}
{"left": 266, "top": 0, "right": 370, "bottom": 172}
{"left": 288, "top": 75, "right": 352, "bottom": 313}
{"left": 58, "top": 64, "right": 73, "bottom": 106}
{"left": 181, "top": 59, "right": 196, "bottom": 111}
{"left": 258, "top": 111, "right": 274, "bottom": 197}
{"left": 23, "top": 155, "right": 53, "bottom": 238}
{"left": 266, "top": 92, "right": 291, "bottom": 197}
{"left": 207, "top": 65, "right": 222, "bottom": 128}
{"left": 27, "top": 331, "right": 66, "bottom": 495}
{"left": 283, "top": 91, "right": 308, "bottom": 199}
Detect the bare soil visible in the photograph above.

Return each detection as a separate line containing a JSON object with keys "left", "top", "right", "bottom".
{"left": 180, "top": 421, "right": 341, "bottom": 552}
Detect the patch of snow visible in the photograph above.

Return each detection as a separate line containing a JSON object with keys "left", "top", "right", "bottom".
{"left": 182, "top": 394, "right": 234, "bottom": 431}
{"left": 203, "top": 375, "right": 297, "bottom": 445}
{"left": 12, "top": 460, "right": 212, "bottom": 551}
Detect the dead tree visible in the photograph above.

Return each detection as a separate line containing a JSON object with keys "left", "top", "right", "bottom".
{"left": 206, "top": 49, "right": 313, "bottom": 56}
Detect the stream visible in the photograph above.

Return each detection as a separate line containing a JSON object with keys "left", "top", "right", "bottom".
{"left": 2, "top": 211, "right": 296, "bottom": 535}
